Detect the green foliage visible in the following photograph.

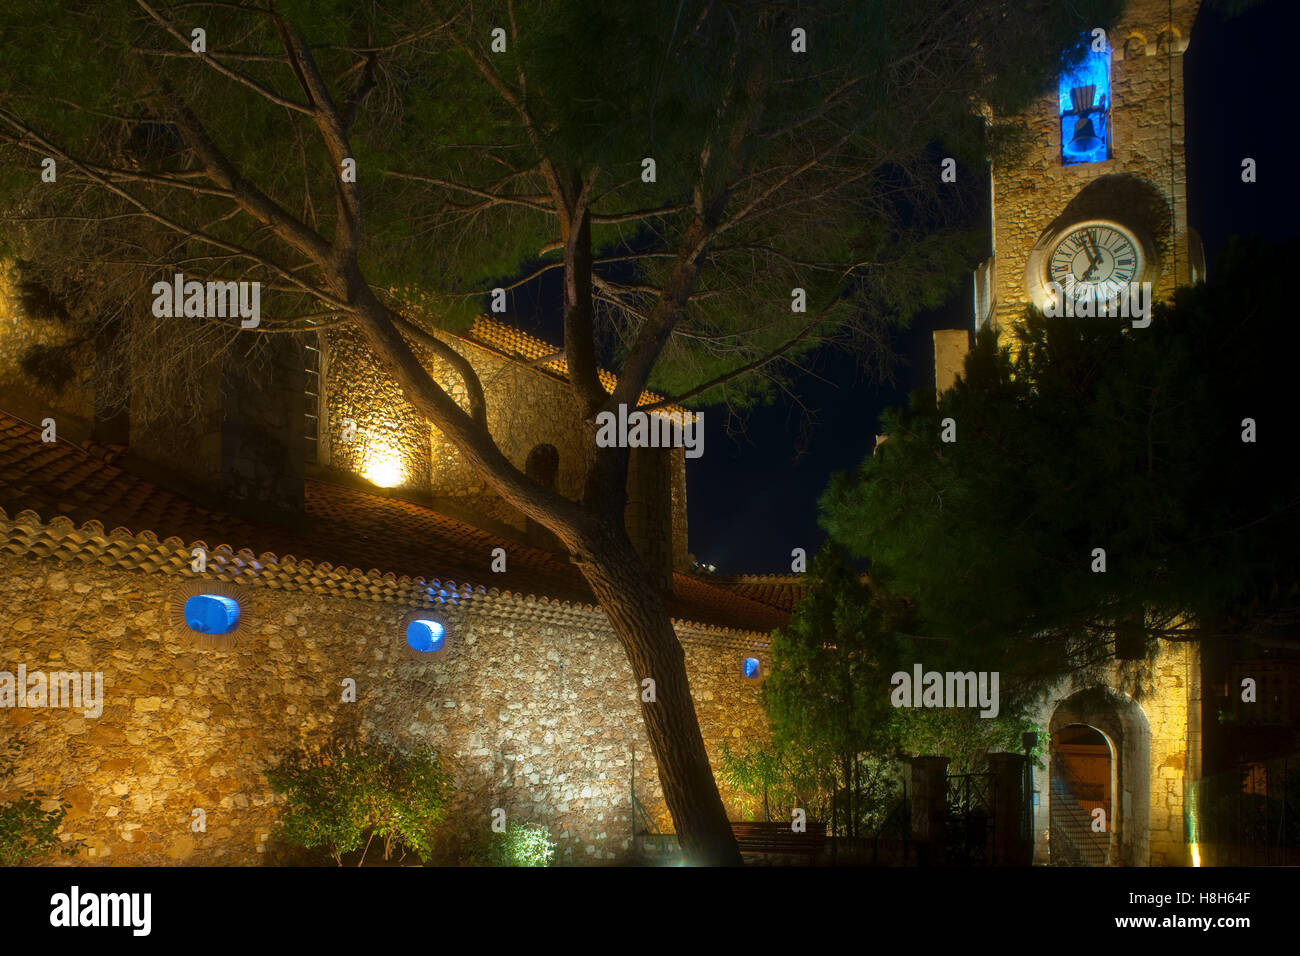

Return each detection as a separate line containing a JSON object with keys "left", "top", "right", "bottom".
{"left": 822, "top": 237, "right": 1300, "bottom": 689}
{"left": 0, "top": 0, "right": 1126, "bottom": 415}
{"left": 0, "top": 740, "right": 83, "bottom": 865}
{"left": 764, "top": 545, "right": 906, "bottom": 762}
{"left": 264, "top": 738, "right": 454, "bottom": 865}
{"left": 887, "top": 709, "right": 1038, "bottom": 776}
{"left": 755, "top": 545, "right": 1034, "bottom": 834}
{"left": 717, "top": 739, "right": 828, "bottom": 823}
{"left": 466, "top": 821, "right": 555, "bottom": 867}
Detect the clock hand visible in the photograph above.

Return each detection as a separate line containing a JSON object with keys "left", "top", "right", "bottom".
{"left": 1079, "top": 231, "right": 1103, "bottom": 281}
{"left": 1086, "top": 230, "right": 1103, "bottom": 266}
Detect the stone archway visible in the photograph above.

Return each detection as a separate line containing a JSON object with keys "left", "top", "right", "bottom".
{"left": 1037, "top": 687, "right": 1151, "bottom": 866}
{"left": 1050, "top": 724, "right": 1113, "bottom": 865}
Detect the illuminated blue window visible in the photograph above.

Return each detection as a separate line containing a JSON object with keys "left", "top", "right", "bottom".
{"left": 1059, "top": 38, "right": 1111, "bottom": 166}
{"left": 183, "top": 594, "right": 240, "bottom": 635}
{"left": 744, "top": 657, "right": 760, "bottom": 679}
{"left": 406, "top": 619, "right": 446, "bottom": 653}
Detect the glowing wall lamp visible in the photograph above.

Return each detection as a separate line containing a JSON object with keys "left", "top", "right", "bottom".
{"left": 406, "top": 618, "right": 446, "bottom": 653}
{"left": 184, "top": 594, "right": 241, "bottom": 634}
{"left": 744, "top": 657, "right": 760, "bottom": 679}
{"left": 361, "top": 438, "right": 408, "bottom": 488}
{"left": 402, "top": 609, "right": 450, "bottom": 659}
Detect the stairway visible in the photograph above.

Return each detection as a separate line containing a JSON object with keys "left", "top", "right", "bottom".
{"left": 1048, "top": 774, "right": 1110, "bottom": 865}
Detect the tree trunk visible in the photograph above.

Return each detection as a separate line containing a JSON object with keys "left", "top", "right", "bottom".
{"left": 575, "top": 521, "right": 742, "bottom": 866}
{"left": 842, "top": 753, "right": 853, "bottom": 839}
{"left": 345, "top": 282, "right": 741, "bottom": 865}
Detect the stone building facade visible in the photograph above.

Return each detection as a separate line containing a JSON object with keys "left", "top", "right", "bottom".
{"left": 317, "top": 317, "right": 692, "bottom": 587}
{"left": 0, "top": 262, "right": 791, "bottom": 865}
{"left": 0, "top": 534, "right": 772, "bottom": 865}
{"left": 977, "top": 0, "right": 1206, "bottom": 342}
{"left": 1026, "top": 645, "right": 1200, "bottom": 866}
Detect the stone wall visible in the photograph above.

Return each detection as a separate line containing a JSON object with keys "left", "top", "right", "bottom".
{"left": 932, "top": 329, "right": 970, "bottom": 395}
{"left": 321, "top": 327, "right": 432, "bottom": 494}
{"left": 127, "top": 354, "right": 225, "bottom": 496}
{"left": 322, "top": 326, "right": 591, "bottom": 528}
{"left": 322, "top": 325, "right": 691, "bottom": 574}
{"left": 219, "top": 336, "right": 306, "bottom": 519}
{"left": 0, "top": 552, "right": 769, "bottom": 865}
{"left": 1143, "top": 641, "right": 1196, "bottom": 865}
{"left": 423, "top": 335, "right": 594, "bottom": 532}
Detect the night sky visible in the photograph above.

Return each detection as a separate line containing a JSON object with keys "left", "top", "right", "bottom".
{"left": 505, "top": 0, "right": 1299, "bottom": 575}
{"left": 687, "top": 0, "right": 1300, "bottom": 574}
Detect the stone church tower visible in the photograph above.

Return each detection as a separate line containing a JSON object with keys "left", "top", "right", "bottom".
{"left": 934, "top": 0, "right": 1205, "bottom": 866}
{"left": 936, "top": 0, "right": 1206, "bottom": 393}
{"left": 980, "top": 0, "right": 1206, "bottom": 336}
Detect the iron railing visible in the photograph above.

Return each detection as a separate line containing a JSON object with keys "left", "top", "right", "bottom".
{"left": 1048, "top": 773, "right": 1108, "bottom": 865}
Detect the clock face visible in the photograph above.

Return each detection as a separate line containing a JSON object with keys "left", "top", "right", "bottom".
{"left": 1046, "top": 222, "right": 1142, "bottom": 303}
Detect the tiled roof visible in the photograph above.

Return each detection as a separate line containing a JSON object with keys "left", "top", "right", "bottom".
{"left": 462, "top": 317, "right": 695, "bottom": 423}
{"left": 0, "top": 411, "right": 790, "bottom": 637}
{"left": 705, "top": 574, "right": 807, "bottom": 615}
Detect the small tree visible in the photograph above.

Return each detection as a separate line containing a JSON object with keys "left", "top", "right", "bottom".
{"left": 717, "top": 739, "right": 828, "bottom": 823}
{"left": 264, "top": 738, "right": 453, "bottom": 865}
{"left": 762, "top": 545, "right": 1036, "bottom": 840}
{"left": 821, "top": 236, "right": 1300, "bottom": 692}
{"left": 762, "top": 544, "right": 912, "bottom": 837}
{"left": 888, "top": 708, "right": 1037, "bottom": 776}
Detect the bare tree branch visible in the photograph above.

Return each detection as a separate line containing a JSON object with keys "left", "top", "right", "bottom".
{"left": 133, "top": 0, "right": 314, "bottom": 115}
{"left": 640, "top": 298, "right": 840, "bottom": 412}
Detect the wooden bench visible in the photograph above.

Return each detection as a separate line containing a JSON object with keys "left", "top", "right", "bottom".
{"left": 732, "top": 821, "right": 828, "bottom": 864}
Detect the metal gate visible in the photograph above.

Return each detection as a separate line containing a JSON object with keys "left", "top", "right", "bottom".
{"left": 946, "top": 772, "right": 996, "bottom": 865}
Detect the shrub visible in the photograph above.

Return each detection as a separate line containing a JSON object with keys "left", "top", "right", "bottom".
{"left": 468, "top": 821, "right": 555, "bottom": 867}
{"left": 264, "top": 738, "right": 453, "bottom": 865}
{"left": 0, "top": 740, "right": 83, "bottom": 865}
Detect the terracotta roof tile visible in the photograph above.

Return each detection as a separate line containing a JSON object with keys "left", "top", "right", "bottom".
{"left": 707, "top": 574, "right": 808, "bottom": 614}
{"left": 463, "top": 317, "right": 695, "bottom": 423}
{"left": 0, "top": 410, "right": 790, "bottom": 636}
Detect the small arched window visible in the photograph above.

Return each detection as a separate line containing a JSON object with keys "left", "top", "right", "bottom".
{"left": 744, "top": 657, "right": 761, "bottom": 679}
{"left": 1123, "top": 33, "right": 1147, "bottom": 60}
{"left": 1059, "top": 36, "right": 1112, "bottom": 166}
{"left": 401, "top": 609, "right": 451, "bottom": 659}
{"left": 170, "top": 581, "right": 245, "bottom": 649}
{"left": 525, "top": 443, "right": 563, "bottom": 550}
{"left": 525, "top": 443, "right": 560, "bottom": 489}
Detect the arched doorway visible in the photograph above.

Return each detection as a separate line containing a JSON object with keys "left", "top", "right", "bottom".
{"left": 1036, "top": 687, "right": 1151, "bottom": 866}
{"left": 524, "top": 443, "right": 562, "bottom": 550}
{"left": 1050, "top": 724, "right": 1113, "bottom": 865}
